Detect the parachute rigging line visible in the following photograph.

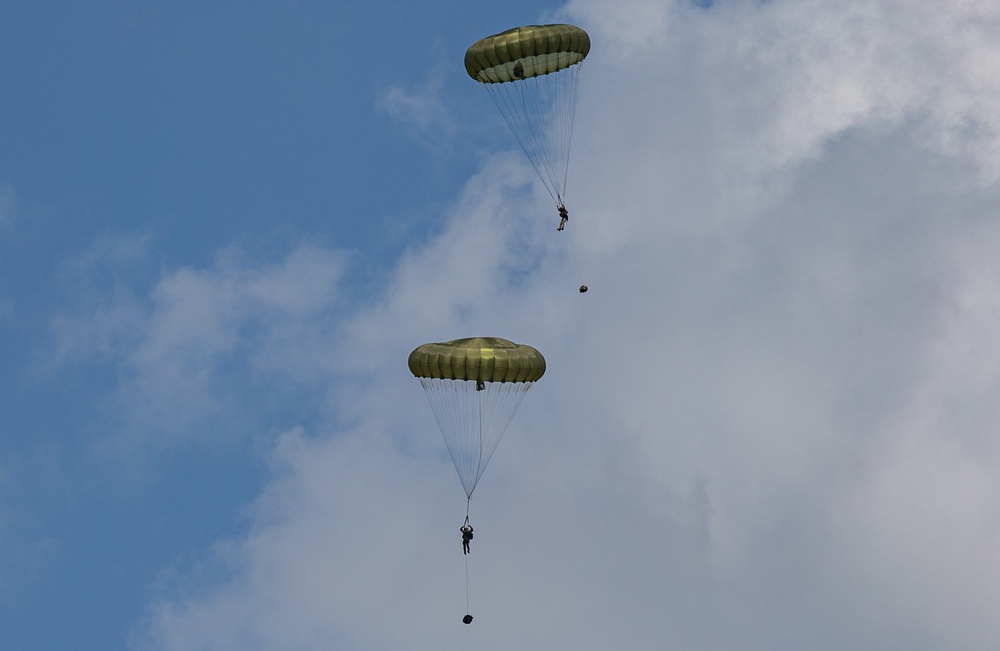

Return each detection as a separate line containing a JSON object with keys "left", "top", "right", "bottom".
{"left": 419, "top": 378, "right": 534, "bottom": 498}
{"left": 476, "top": 381, "right": 486, "bottom": 486}
{"left": 482, "top": 62, "right": 584, "bottom": 205}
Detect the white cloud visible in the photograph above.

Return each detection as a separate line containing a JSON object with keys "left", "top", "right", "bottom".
{"left": 93, "top": 0, "right": 1000, "bottom": 648}
{"left": 377, "top": 77, "right": 451, "bottom": 135}
{"left": 376, "top": 44, "right": 461, "bottom": 148}
{"left": 571, "top": 0, "right": 1000, "bottom": 225}
{"left": 49, "top": 241, "right": 350, "bottom": 457}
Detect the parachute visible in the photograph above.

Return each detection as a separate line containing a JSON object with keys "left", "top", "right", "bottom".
{"left": 408, "top": 337, "right": 545, "bottom": 499}
{"left": 465, "top": 24, "right": 590, "bottom": 209}
{"left": 410, "top": 337, "right": 545, "bottom": 625}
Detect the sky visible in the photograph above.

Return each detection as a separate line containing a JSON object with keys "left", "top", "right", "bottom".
{"left": 3, "top": 0, "right": 1000, "bottom": 649}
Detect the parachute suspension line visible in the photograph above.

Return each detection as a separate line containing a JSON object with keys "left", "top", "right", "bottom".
{"left": 485, "top": 82, "right": 558, "bottom": 204}
{"left": 521, "top": 74, "right": 564, "bottom": 199}
{"left": 418, "top": 378, "right": 535, "bottom": 499}
{"left": 481, "top": 57, "right": 584, "bottom": 206}
{"left": 559, "top": 62, "right": 584, "bottom": 200}
{"left": 472, "top": 382, "right": 527, "bottom": 491}
{"left": 421, "top": 378, "right": 471, "bottom": 497}
{"left": 475, "top": 379, "right": 486, "bottom": 486}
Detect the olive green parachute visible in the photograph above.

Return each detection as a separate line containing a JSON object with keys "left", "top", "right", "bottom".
{"left": 408, "top": 336, "right": 546, "bottom": 383}
{"left": 464, "top": 24, "right": 591, "bottom": 84}
{"left": 409, "top": 337, "right": 545, "bottom": 498}
{"left": 464, "top": 25, "right": 590, "bottom": 207}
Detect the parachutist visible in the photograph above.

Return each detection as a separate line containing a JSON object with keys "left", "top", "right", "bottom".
{"left": 461, "top": 523, "right": 474, "bottom": 555}
{"left": 476, "top": 379, "right": 485, "bottom": 391}
{"left": 556, "top": 203, "right": 569, "bottom": 231}
{"left": 579, "top": 285, "right": 588, "bottom": 293}
{"left": 463, "top": 614, "right": 474, "bottom": 624}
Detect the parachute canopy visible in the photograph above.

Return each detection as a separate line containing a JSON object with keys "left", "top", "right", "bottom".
{"left": 464, "top": 24, "right": 590, "bottom": 205}
{"left": 409, "top": 337, "right": 545, "bottom": 498}
{"left": 464, "top": 24, "right": 591, "bottom": 83}
{"left": 408, "top": 336, "right": 546, "bottom": 383}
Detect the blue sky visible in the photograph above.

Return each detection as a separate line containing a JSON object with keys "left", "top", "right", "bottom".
{"left": 4, "top": 1, "right": 1000, "bottom": 649}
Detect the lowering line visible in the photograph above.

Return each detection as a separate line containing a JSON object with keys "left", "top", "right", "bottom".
{"left": 465, "top": 553, "right": 471, "bottom": 623}
{"left": 556, "top": 198, "right": 588, "bottom": 294}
